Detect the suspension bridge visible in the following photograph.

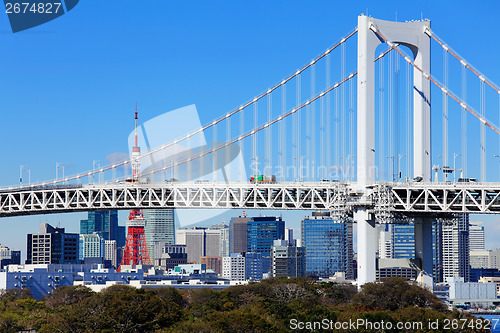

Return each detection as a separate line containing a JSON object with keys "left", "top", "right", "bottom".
{"left": 2, "top": 15, "right": 500, "bottom": 287}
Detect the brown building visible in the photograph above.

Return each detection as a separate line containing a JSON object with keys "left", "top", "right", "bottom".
{"left": 230, "top": 216, "right": 251, "bottom": 254}
{"left": 200, "top": 256, "right": 222, "bottom": 275}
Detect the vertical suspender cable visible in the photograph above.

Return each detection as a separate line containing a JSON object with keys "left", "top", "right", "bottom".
{"left": 341, "top": 42, "right": 346, "bottom": 180}
{"left": 326, "top": 53, "right": 331, "bottom": 179}
{"left": 187, "top": 134, "right": 191, "bottom": 182}
{"left": 461, "top": 64, "right": 467, "bottom": 177}
{"left": 311, "top": 64, "right": 316, "bottom": 180}
{"left": 321, "top": 95, "right": 325, "bottom": 179}
{"left": 239, "top": 105, "right": 244, "bottom": 180}
{"left": 226, "top": 113, "right": 230, "bottom": 181}
{"left": 305, "top": 95, "right": 310, "bottom": 181}
{"left": 395, "top": 50, "right": 400, "bottom": 181}
{"left": 253, "top": 101, "right": 258, "bottom": 177}
{"left": 480, "top": 78, "right": 486, "bottom": 181}
{"left": 443, "top": 49, "right": 449, "bottom": 178}
{"left": 297, "top": 73, "right": 301, "bottom": 178}
{"left": 281, "top": 85, "right": 286, "bottom": 181}
{"left": 379, "top": 55, "right": 385, "bottom": 180}
{"left": 267, "top": 93, "right": 272, "bottom": 174}
{"left": 213, "top": 121, "right": 217, "bottom": 182}
{"left": 406, "top": 60, "right": 411, "bottom": 180}
{"left": 388, "top": 49, "right": 393, "bottom": 181}
{"left": 349, "top": 78, "right": 354, "bottom": 180}
{"left": 200, "top": 122, "right": 204, "bottom": 180}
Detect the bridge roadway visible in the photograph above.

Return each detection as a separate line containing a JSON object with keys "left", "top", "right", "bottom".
{"left": 2, "top": 181, "right": 500, "bottom": 217}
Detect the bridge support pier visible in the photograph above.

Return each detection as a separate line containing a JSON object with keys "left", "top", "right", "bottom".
{"left": 414, "top": 218, "right": 434, "bottom": 291}
{"left": 355, "top": 208, "right": 377, "bottom": 288}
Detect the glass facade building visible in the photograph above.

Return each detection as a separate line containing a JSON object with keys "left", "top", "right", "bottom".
{"left": 393, "top": 224, "right": 415, "bottom": 259}
{"left": 301, "top": 214, "right": 353, "bottom": 278}
{"left": 80, "top": 211, "right": 123, "bottom": 247}
{"left": 246, "top": 216, "right": 285, "bottom": 273}
{"left": 144, "top": 209, "right": 175, "bottom": 260}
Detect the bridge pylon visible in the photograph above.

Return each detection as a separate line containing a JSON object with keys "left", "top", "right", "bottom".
{"left": 355, "top": 14, "right": 432, "bottom": 289}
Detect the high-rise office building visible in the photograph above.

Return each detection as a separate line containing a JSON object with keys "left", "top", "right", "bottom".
{"left": 176, "top": 228, "right": 221, "bottom": 263}
{"left": 301, "top": 212, "right": 353, "bottom": 278}
{"left": 26, "top": 223, "right": 79, "bottom": 265}
{"left": 211, "top": 223, "right": 229, "bottom": 257}
{"left": 469, "top": 222, "right": 485, "bottom": 251}
{"left": 222, "top": 252, "right": 264, "bottom": 281}
{"left": 378, "top": 224, "right": 394, "bottom": 259}
{"left": 0, "top": 246, "right": 20, "bottom": 269}
{"left": 393, "top": 224, "right": 415, "bottom": 259}
{"left": 104, "top": 240, "right": 117, "bottom": 268}
{"left": 271, "top": 240, "right": 306, "bottom": 277}
{"left": 79, "top": 234, "right": 105, "bottom": 260}
{"left": 80, "top": 211, "right": 120, "bottom": 242}
{"left": 244, "top": 252, "right": 264, "bottom": 280}
{"left": 442, "top": 214, "right": 470, "bottom": 282}
{"left": 284, "top": 227, "right": 295, "bottom": 245}
{"left": 144, "top": 209, "right": 175, "bottom": 260}
{"left": 433, "top": 222, "right": 444, "bottom": 283}
{"left": 247, "top": 216, "right": 285, "bottom": 273}
{"left": 229, "top": 216, "right": 251, "bottom": 254}
{"left": 222, "top": 254, "right": 246, "bottom": 281}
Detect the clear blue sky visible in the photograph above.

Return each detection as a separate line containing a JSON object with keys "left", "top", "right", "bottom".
{"left": 1, "top": 1, "right": 500, "bottom": 255}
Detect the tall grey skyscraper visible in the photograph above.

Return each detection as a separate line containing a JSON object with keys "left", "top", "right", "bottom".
{"left": 211, "top": 222, "right": 229, "bottom": 257}
{"left": 144, "top": 209, "right": 175, "bottom": 260}
{"left": 442, "top": 214, "right": 470, "bottom": 282}
{"left": 176, "top": 227, "right": 221, "bottom": 263}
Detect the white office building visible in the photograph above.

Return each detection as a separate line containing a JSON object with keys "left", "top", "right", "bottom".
{"left": 442, "top": 214, "right": 470, "bottom": 282}
{"left": 469, "top": 222, "right": 485, "bottom": 251}
{"left": 104, "top": 240, "right": 117, "bottom": 268}
{"left": 222, "top": 254, "right": 246, "bottom": 281}
{"left": 79, "top": 234, "right": 104, "bottom": 259}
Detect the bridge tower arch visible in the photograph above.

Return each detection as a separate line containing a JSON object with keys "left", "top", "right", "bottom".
{"left": 355, "top": 15, "right": 433, "bottom": 289}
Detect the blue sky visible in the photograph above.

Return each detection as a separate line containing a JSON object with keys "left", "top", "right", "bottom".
{"left": 1, "top": 1, "right": 500, "bottom": 255}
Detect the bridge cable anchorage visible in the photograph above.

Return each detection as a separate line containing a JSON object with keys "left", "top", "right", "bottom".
{"left": 22, "top": 28, "right": 358, "bottom": 189}
{"left": 371, "top": 28, "right": 500, "bottom": 137}
{"left": 135, "top": 46, "right": 399, "bottom": 181}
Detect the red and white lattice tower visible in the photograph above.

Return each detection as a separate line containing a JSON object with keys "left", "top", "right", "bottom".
{"left": 118, "top": 105, "right": 152, "bottom": 272}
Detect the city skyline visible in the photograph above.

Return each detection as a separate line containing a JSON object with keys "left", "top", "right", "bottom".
{"left": 2, "top": 1, "right": 500, "bottom": 254}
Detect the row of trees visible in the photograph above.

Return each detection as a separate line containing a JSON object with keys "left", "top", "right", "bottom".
{"left": 0, "top": 277, "right": 487, "bottom": 332}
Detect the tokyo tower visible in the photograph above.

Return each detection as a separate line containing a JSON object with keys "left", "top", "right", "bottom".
{"left": 117, "top": 104, "right": 152, "bottom": 272}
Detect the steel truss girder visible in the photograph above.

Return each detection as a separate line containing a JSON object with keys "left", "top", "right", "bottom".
{"left": 0, "top": 182, "right": 348, "bottom": 217}
{"left": 390, "top": 183, "right": 500, "bottom": 214}
{"left": 3, "top": 182, "right": 500, "bottom": 218}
